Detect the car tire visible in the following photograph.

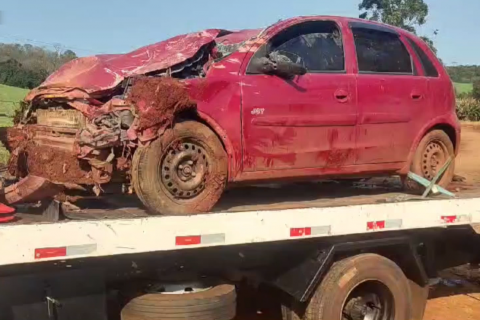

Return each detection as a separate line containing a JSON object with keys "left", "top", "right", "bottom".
{"left": 121, "top": 284, "right": 236, "bottom": 320}
{"left": 132, "top": 121, "right": 228, "bottom": 215}
{"left": 403, "top": 130, "right": 455, "bottom": 194}
{"left": 281, "top": 254, "right": 420, "bottom": 320}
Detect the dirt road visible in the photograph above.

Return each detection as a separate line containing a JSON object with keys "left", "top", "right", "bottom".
{"left": 423, "top": 267, "right": 480, "bottom": 320}
{"left": 454, "top": 123, "right": 480, "bottom": 184}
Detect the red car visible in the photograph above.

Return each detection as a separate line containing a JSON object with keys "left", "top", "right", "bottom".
{"left": 8, "top": 16, "right": 460, "bottom": 215}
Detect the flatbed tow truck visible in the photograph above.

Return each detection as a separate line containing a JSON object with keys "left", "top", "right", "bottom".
{"left": 0, "top": 177, "right": 480, "bottom": 320}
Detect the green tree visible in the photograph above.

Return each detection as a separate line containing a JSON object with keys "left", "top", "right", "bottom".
{"left": 359, "top": 0, "right": 438, "bottom": 54}
{"left": 473, "top": 80, "right": 480, "bottom": 100}
{"left": 0, "top": 43, "right": 77, "bottom": 89}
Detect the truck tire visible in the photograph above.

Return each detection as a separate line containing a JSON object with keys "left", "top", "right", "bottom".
{"left": 281, "top": 253, "right": 424, "bottom": 320}
{"left": 121, "top": 284, "right": 236, "bottom": 320}
{"left": 403, "top": 130, "right": 455, "bottom": 193}
{"left": 132, "top": 121, "right": 228, "bottom": 215}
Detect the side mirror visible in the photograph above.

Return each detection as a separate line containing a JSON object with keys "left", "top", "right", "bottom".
{"left": 250, "top": 57, "right": 307, "bottom": 78}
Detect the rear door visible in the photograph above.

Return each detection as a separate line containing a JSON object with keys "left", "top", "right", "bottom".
{"left": 351, "top": 23, "right": 428, "bottom": 165}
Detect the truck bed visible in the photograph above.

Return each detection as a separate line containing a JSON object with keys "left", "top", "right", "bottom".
{"left": 14, "top": 176, "right": 480, "bottom": 222}
{"left": 0, "top": 176, "right": 477, "bottom": 268}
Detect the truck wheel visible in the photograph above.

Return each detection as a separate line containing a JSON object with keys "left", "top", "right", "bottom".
{"left": 281, "top": 254, "right": 421, "bottom": 320}
{"left": 132, "top": 121, "right": 228, "bottom": 215}
{"left": 403, "top": 130, "right": 455, "bottom": 193}
{"left": 121, "top": 284, "right": 236, "bottom": 320}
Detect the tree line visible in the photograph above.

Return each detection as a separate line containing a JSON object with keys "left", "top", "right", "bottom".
{"left": 446, "top": 66, "right": 480, "bottom": 84}
{"left": 0, "top": 43, "right": 77, "bottom": 89}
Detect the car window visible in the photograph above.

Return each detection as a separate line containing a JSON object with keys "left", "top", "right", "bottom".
{"left": 352, "top": 28, "right": 413, "bottom": 74}
{"left": 270, "top": 30, "right": 345, "bottom": 72}
{"left": 405, "top": 37, "right": 439, "bottom": 77}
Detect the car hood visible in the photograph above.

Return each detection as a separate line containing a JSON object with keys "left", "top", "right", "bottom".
{"left": 25, "top": 28, "right": 262, "bottom": 102}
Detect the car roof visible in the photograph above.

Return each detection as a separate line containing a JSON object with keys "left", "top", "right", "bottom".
{"left": 267, "top": 15, "right": 415, "bottom": 39}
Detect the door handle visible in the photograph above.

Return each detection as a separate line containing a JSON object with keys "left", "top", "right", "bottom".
{"left": 334, "top": 89, "right": 349, "bottom": 103}
{"left": 411, "top": 93, "right": 423, "bottom": 100}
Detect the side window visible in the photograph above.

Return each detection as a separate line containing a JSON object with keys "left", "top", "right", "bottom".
{"left": 247, "top": 21, "right": 345, "bottom": 73}
{"left": 405, "top": 37, "right": 439, "bottom": 77}
{"left": 352, "top": 28, "right": 413, "bottom": 74}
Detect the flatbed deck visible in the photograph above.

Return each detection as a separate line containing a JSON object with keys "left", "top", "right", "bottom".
{"left": 13, "top": 176, "right": 480, "bottom": 222}
{"left": 0, "top": 176, "right": 477, "bottom": 268}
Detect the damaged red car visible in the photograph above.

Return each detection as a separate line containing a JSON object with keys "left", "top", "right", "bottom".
{"left": 5, "top": 16, "right": 460, "bottom": 215}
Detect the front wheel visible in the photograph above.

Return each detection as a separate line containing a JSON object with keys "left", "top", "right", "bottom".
{"left": 403, "top": 130, "right": 455, "bottom": 193}
{"left": 132, "top": 121, "right": 228, "bottom": 215}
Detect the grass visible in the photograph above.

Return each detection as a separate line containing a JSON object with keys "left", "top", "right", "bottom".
{"left": 0, "top": 84, "right": 28, "bottom": 126}
{"left": 454, "top": 82, "right": 473, "bottom": 94}
{"left": 0, "top": 84, "right": 28, "bottom": 164}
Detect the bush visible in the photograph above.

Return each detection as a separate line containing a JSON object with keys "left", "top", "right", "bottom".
{"left": 457, "top": 97, "right": 480, "bottom": 121}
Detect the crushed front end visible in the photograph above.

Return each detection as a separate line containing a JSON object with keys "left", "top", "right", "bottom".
{"left": 2, "top": 28, "right": 261, "bottom": 205}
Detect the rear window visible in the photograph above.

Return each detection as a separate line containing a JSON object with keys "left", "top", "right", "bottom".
{"left": 405, "top": 37, "right": 439, "bottom": 77}
{"left": 352, "top": 28, "right": 413, "bottom": 74}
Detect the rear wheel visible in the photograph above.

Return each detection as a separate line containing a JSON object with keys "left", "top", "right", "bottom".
{"left": 403, "top": 130, "right": 455, "bottom": 193}
{"left": 132, "top": 121, "right": 228, "bottom": 215}
{"left": 281, "top": 254, "right": 425, "bottom": 320}
{"left": 121, "top": 283, "right": 236, "bottom": 320}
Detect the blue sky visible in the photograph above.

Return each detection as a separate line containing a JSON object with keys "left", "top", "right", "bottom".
{"left": 1, "top": 0, "right": 478, "bottom": 65}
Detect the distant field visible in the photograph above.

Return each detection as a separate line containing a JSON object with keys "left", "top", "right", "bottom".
{"left": 454, "top": 82, "right": 473, "bottom": 94}
{"left": 0, "top": 84, "right": 27, "bottom": 164}
{"left": 0, "top": 84, "right": 28, "bottom": 126}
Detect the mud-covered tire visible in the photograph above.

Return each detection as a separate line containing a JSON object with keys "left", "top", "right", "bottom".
{"left": 132, "top": 121, "right": 227, "bottom": 215}
{"left": 403, "top": 130, "right": 455, "bottom": 194}
{"left": 281, "top": 254, "right": 422, "bottom": 320}
{"left": 121, "top": 284, "right": 236, "bottom": 320}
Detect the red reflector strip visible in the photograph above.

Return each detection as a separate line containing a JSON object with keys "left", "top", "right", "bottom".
{"left": 290, "top": 227, "right": 312, "bottom": 237}
{"left": 367, "top": 221, "right": 386, "bottom": 231}
{"left": 175, "top": 234, "right": 225, "bottom": 246}
{"left": 175, "top": 236, "right": 201, "bottom": 246}
{"left": 441, "top": 215, "right": 471, "bottom": 224}
{"left": 35, "top": 247, "right": 67, "bottom": 260}
{"left": 442, "top": 216, "right": 457, "bottom": 223}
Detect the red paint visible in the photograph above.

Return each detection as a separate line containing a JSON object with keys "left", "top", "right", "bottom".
{"left": 290, "top": 227, "right": 312, "bottom": 237}
{"left": 175, "top": 236, "right": 202, "bottom": 246}
{"left": 0, "top": 203, "right": 15, "bottom": 215}
{"left": 441, "top": 216, "right": 457, "bottom": 224}
{"left": 367, "top": 221, "right": 386, "bottom": 231}
{"left": 35, "top": 247, "right": 67, "bottom": 260}
{"left": 24, "top": 16, "right": 459, "bottom": 185}
{"left": 0, "top": 215, "right": 15, "bottom": 223}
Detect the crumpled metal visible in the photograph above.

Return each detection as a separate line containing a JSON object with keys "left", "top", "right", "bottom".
{"left": 25, "top": 29, "right": 262, "bottom": 103}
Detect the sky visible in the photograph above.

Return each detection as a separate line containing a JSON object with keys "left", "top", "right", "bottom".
{"left": 0, "top": 0, "right": 479, "bottom": 65}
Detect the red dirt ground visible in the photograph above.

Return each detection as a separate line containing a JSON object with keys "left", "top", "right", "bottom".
{"left": 453, "top": 123, "right": 480, "bottom": 185}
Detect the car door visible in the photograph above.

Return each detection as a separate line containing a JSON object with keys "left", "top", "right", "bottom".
{"left": 240, "top": 20, "right": 358, "bottom": 172}
{"left": 351, "top": 23, "right": 428, "bottom": 165}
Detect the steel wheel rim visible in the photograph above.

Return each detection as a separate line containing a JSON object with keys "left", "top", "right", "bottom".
{"left": 422, "top": 139, "right": 448, "bottom": 180}
{"left": 342, "top": 281, "right": 394, "bottom": 320}
{"left": 160, "top": 139, "right": 209, "bottom": 199}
